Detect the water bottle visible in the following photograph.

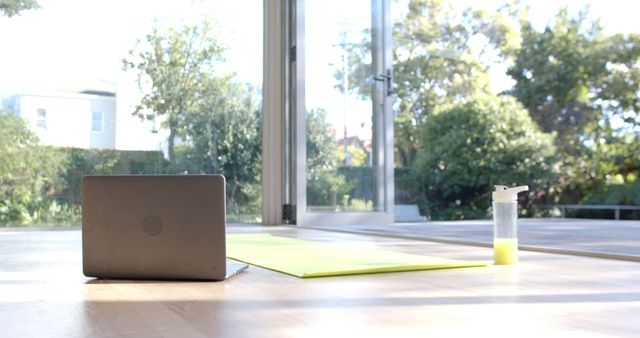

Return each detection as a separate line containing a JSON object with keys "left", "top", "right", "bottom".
{"left": 492, "top": 185, "right": 528, "bottom": 265}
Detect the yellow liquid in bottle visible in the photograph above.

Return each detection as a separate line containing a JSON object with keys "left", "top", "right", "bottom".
{"left": 494, "top": 238, "right": 518, "bottom": 265}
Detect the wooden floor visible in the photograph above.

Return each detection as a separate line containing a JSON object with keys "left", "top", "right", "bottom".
{"left": 1, "top": 225, "right": 639, "bottom": 337}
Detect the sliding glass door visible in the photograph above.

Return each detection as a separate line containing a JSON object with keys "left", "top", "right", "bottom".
{"left": 292, "top": 0, "right": 393, "bottom": 226}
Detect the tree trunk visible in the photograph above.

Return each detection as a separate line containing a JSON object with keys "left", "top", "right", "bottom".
{"left": 167, "top": 118, "right": 177, "bottom": 162}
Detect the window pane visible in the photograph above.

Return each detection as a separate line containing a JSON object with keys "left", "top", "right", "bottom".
{"left": 391, "top": 0, "right": 639, "bottom": 224}
{"left": 305, "top": 0, "right": 380, "bottom": 212}
{"left": 91, "top": 111, "right": 102, "bottom": 132}
{"left": 0, "top": 0, "right": 263, "bottom": 226}
{"left": 36, "top": 108, "right": 46, "bottom": 129}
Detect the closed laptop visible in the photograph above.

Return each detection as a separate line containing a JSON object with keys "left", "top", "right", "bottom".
{"left": 82, "top": 175, "right": 246, "bottom": 280}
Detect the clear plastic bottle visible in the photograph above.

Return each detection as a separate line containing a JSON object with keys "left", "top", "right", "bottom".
{"left": 492, "top": 185, "right": 528, "bottom": 265}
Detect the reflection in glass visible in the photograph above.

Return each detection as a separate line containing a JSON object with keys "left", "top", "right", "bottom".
{"left": 391, "top": 0, "right": 640, "bottom": 222}
{"left": 0, "top": 1, "right": 263, "bottom": 225}
{"left": 305, "top": 0, "right": 380, "bottom": 212}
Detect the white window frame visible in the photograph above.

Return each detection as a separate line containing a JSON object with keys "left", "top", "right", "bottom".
{"left": 262, "top": 0, "right": 394, "bottom": 226}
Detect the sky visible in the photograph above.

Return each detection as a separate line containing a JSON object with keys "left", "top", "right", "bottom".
{"left": 0, "top": 0, "right": 638, "bottom": 140}
{"left": 1, "top": 0, "right": 637, "bottom": 91}
{"left": 0, "top": 0, "right": 263, "bottom": 94}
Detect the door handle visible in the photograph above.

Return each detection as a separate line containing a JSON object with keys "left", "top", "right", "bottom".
{"left": 373, "top": 69, "right": 395, "bottom": 96}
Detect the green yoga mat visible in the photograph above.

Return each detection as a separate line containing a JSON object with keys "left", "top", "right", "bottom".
{"left": 227, "top": 233, "right": 489, "bottom": 278}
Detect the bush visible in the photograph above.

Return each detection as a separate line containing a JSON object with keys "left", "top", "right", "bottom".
{"left": 57, "top": 148, "right": 166, "bottom": 205}
{"left": 0, "top": 115, "right": 166, "bottom": 226}
{"left": 394, "top": 167, "right": 428, "bottom": 216}
{"left": 414, "top": 95, "right": 558, "bottom": 220}
{"left": 0, "top": 111, "right": 66, "bottom": 225}
{"left": 307, "top": 170, "right": 353, "bottom": 208}
{"left": 582, "top": 181, "right": 640, "bottom": 206}
{"left": 336, "top": 166, "right": 373, "bottom": 202}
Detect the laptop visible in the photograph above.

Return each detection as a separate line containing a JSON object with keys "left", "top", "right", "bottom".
{"left": 82, "top": 175, "right": 248, "bottom": 281}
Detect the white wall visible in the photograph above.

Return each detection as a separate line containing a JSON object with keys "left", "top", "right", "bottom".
{"left": 8, "top": 83, "right": 169, "bottom": 153}
{"left": 17, "top": 92, "right": 116, "bottom": 149}
{"left": 89, "top": 97, "right": 117, "bottom": 149}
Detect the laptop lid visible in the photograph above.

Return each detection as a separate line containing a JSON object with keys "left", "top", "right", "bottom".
{"left": 82, "top": 175, "right": 234, "bottom": 280}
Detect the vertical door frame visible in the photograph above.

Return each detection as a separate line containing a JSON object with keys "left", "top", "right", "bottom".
{"left": 262, "top": 0, "right": 287, "bottom": 225}
{"left": 289, "top": 0, "right": 394, "bottom": 226}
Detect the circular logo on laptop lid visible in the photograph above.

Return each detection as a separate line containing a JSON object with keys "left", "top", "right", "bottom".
{"left": 142, "top": 215, "right": 163, "bottom": 236}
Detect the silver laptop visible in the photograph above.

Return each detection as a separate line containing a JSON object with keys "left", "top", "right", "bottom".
{"left": 82, "top": 175, "right": 247, "bottom": 281}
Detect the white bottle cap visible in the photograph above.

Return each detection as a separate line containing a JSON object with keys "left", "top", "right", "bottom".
{"left": 492, "top": 185, "right": 529, "bottom": 201}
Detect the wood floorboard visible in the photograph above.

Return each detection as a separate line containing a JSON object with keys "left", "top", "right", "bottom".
{"left": 0, "top": 225, "right": 638, "bottom": 337}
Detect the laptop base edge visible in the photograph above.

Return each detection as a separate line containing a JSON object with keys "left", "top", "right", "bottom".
{"left": 226, "top": 262, "right": 249, "bottom": 279}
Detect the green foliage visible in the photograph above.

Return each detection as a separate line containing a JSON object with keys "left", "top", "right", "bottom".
{"left": 394, "top": 166, "right": 428, "bottom": 215}
{"left": 306, "top": 108, "right": 354, "bottom": 207}
{"left": 3, "top": 1, "right": 638, "bottom": 224}
{"left": 597, "top": 34, "right": 640, "bottom": 125}
{"left": 509, "top": 8, "right": 640, "bottom": 138}
{"left": 307, "top": 172, "right": 353, "bottom": 209}
{"left": 508, "top": 7, "right": 640, "bottom": 206}
{"left": 508, "top": 8, "right": 605, "bottom": 145}
{"left": 0, "top": 124, "right": 166, "bottom": 226}
{"left": 307, "top": 108, "right": 338, "bottom": 177}
{"left": 124, "top": 19, "right": 263, "bottom": 220}
{"left": 331, "top": 31, "right": 372, "bottom": 98}
{"left": 172, "top": 81, "right": 262, "bottom": 218}
{"left": 335, "top": 166, "right": 375, "bottom": 206}
{"left": 582, "top": 181, "right": 640, "bottom": 206}
{"left": 344, "top": 198, "right": 373, "bottom": 211}
{"left": 415, "top": 95, "right": 558, "bottom": 219}
{"left": 25, "top": 200, "right": 81, "bottom": 227}
{"left": 58, "top": 148, "right": 165, "bottom": 205}
{"left": 0, "top": 0, "right": 38, "bottom": 17}
{"left": 332, "top": 1, "right": 638, "bottom": 217}
{"left": 561, "top": 127, "right": 640, "bottom": 205}
{"left": 335, "top": 145, "right": 368, "bottom": 167}
{"left": 123, "top": 19, "right": 226, "bottom": 161}
{"left": 335, "top": 1, "right": 525, "bottom": 167}
{"left": 391, "top": 0, "right": 522, "bottom": 166}
{"left": 0, "top": 110, "right": 65, "bottom": 225}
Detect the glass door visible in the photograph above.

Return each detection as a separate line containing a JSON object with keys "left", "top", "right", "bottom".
{"left": 292, "top": 0, "right": 393, "bottom": 226}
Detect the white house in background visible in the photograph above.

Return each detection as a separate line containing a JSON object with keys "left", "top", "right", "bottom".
{"left": 2, "top": 82, "right": 168, "bottom": 153}
{"left": 4, "top": 91, "right": 117, "bottom": 149}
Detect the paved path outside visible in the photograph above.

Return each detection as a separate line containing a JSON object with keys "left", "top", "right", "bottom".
{"left": 308, "top": 218, "right": 640, "bottom": 258}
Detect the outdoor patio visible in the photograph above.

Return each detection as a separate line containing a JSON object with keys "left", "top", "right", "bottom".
{"left": 301, "top": 218, "right": 640, "bottom": 261}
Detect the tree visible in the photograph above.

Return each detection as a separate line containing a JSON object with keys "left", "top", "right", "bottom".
{"left": 393, "top": 0, "right": 526, "bottom": 166}
{"left": 414, "top": 95, "right": 557, "bottom": 220}
{"left": 509, "top": 8, "right": 640, "bottom": 142}
{"left": 0, "top": 110, "right": 64, "bottom": 224}
{"left": 508, "top": 7, "right": 640, "bottom": 204}
{"left": 307, "top": 108, "right": 338, "bottom": 178}
{"left": 337, "top": 0, "right": 521, "bottom": 167}
{"left": 125, "top": 19, "right": 268, "bottom": 219}
{"left": 306, "top": 108, "right": 352, "bottom": 207}
{"left": 211, "top": 83, "right": 262, "bottom": 216}
{"left": 0, "top": 0, "right": 38, "bottom": 17}
{"left": 507, "top": 9, "right": 604, "bottom": 149}
{"left": 578, "top": 129, "right": 640, "bottom": 205}
{"left": 175, "top": 79, "right": 263, "bottom": 216}
{"left": 335, "top": 145, "right": 367, "bottom": 167}
{"left": 122, "top": 19, "right": 226, "bottom": 161}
